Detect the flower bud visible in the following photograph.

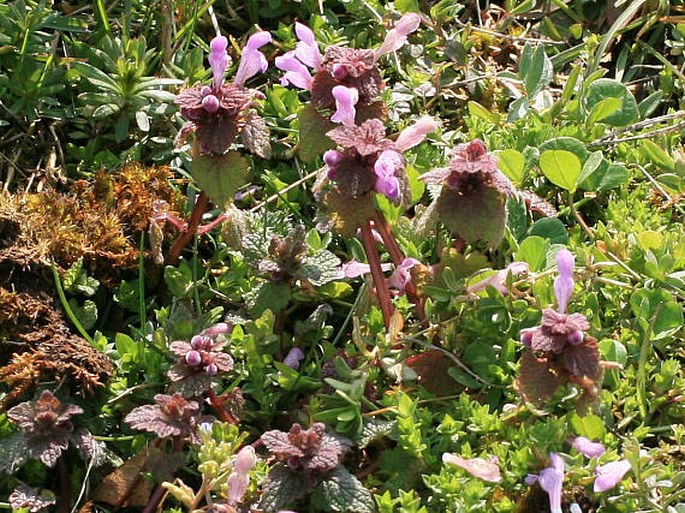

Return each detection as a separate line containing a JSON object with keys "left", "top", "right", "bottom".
{"left": 568, "top": 330, "right": 584, "bottom": 345}
{"left": 202, "top": 94, "right": 220, "bottom": 114}
{"left": 521, "top": 329, "right": 534, "bottom": 347}
{"left": 323, "top": 150, "right": 343, "bottom": 168}
{"left": 191, "top": 335, "right": 212, "bottom": 350}
{"left": 205, "top": 362, "right": 218, "bottom": 376}
{"left": 331, "top": 63, "right": 348, "bottom": 80}
{"left": 185, "top": 350, "right": 202, "bottom": 366}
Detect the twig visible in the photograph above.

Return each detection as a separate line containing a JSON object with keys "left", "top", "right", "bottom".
{"left": 453, "top": 20, "right": 567, "bottom": 45}
{"left": 635, "top": 164, "right": 685, "bottom": 217}
{"left": 588, "top": 120, "right": 685, "bottom": 147}
{"left": 588, "top": 110, "right": 685, "bottom": 146}
{"left": 166, "top": 191, "right": 210, "bottom": 265}
{"left": 249, "top": 168, "right": 320, "bottom": 213}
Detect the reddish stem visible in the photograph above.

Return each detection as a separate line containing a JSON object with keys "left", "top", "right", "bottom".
{"left": 166, "top": 191, "right": 210, "bottom": 265}
{"left": 207, "top": 389, "right": 239, "bottom": 424}
{"left": 360, "top": 221, "right": 394, "bottom": 331}
{"left": 57, "top": 457, "right": 70, "bottom": 513}
{"left": 373, "top": 211, "right": 426, "bottom": 322}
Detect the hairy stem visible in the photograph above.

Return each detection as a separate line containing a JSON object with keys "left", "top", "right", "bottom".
{"left": 166, "top": 191, "right": 210, "bottom": 265}
{"left": 207, "top": 389, "right": 239, "bottom": 424}
{"left": 57, "top": 457, "right": 70, "bottom": 513}
{"left": 360, "top": 221, "right": 394, "bottom": 331}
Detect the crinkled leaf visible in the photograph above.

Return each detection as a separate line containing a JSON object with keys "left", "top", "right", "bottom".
{"left": 324, "top": 189, "right": 377, "bottom": 237}
{"left": 307, "top": 433, "right": 351, "bottom": 473}
{"left": 259, "top": 463, "right": 311, "bottom": 513}
{"left": 0, "top": 433, "right": 29, "bottom": 474}
{"left": 436, "top": 186, "right": 507, "bottom": 247}
{"left": 518, "top": 351, "right": 566, "bottom": 405}
{"left": 68, "top": 299, "right": 98, "bottom": 331}
{"left": 299, "top": 104, "right": 336, "bottom": 162}
{"left": 563, "top": 337, "right": 602, "bottom": 381}
{"left": 358, "top": 419, "right": 396, "bottom": 448}
{"left": 246, "top": 280, "right": 292, "bottom": 316}
{"left": 260, "top": 430, "right": 304, "bottom": 458}
{"left": 92, "top": 450, "right": 152, "bottom": 507}
{"left": 405, "top": 350, "right": 461, "bottom": 395}
{"left": 312, "top": 466, "right": 375, "bottom": 513}
{"left": 191, "top": 151, "right": 249, "bottom": 206}
{"left": 9, "top": 485, "right": 56, "bottom": 513}
{"left": 299, "top": 250, "right": 343, "bottom": 286}
{"left": 242, "top": 110, "right": 272, "bottom": 159}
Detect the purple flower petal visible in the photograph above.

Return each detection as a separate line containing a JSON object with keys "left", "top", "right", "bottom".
{"left": 323, "top": 149, "right": 344, "bottom": 168}
{"left": 570, "top": 437, "right": 606, "bottom": 458}
{"left": 283, "top": 347, "right": 305, "bottom": 370}
{"left": 374, "top": 149, "right": 404, "bottom": 178}
{"left": 227, "top": 446, "right": 257, "bottom": 504}
{"left": 442, "top": 453, "right": 502, "bottom": 483}
{"left": 330, "top": 85, "right": 358, "bottom": 127}
{"left": 538, "top": 453, "right": 564, "bottom": 513}
{"left": 209, "top": 36, "right": 230, "bottom": 90}
{"left": 294, "top": 22, "right": 323, "bottom": 69}
{"left": 375, "top": 174, "right": 401, "bottom": 202}
{"left": 374, "top": 13, "right": 422, "bottom": 60}
{"left": 387, "top": 258, "right": 420, "bottom": 293}
{"left": 554, "top": 249, "right": 575, "bottom": 313}
{"left": 395, "top": 116, "right": 437, "bottom": 152}
{"left": 594, "top": 459, "right": 631, "bottom": 493}
{"left": 234, "top": 31, "right": 272, "bottom": 87}
{"left": 275, "top": 51, "right": 313, "bottom": 90}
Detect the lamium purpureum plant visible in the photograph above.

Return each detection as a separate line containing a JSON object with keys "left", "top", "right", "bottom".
{"left": 258, "top": 422, "right": 374, "bottom": 513}
{"left": 161, "top": 31, "right": 272, "bottom": 264}
{"left": 517, "top": 249, "right": 603, "bottom": 406}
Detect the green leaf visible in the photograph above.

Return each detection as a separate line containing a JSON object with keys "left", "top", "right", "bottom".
{"left": 318, "top": 281, "right": 353, "bottom": 299}
{"left": 527, "top": 218, "right": 569, "bottom": 244}
{"left": 496, "top": 149, "right": 526, "bottom": 187}
{"left": 577, "top": 150, "right": 605, "bottom": 185}
{"left": 312, "top": 467, "right": 375, "bottom": 513}
{"left": 299, "top": 250, "right": 342, "bottom": 286}
{"left": 637, "top": 90, "right": 663, "bottom": 119}
{"left": 599, "top": 339, "right": 628, "bottom": 365}
{"left": 569, "top": 413, "right": 606, "bottom": 439}
{"left": 520, "top": 43, "right": 553, "bottom": 97}
{"left": 299, "top": 104, "right": 336, "bottom": 162}
{"left": 586, "top": 97, "right": 622, "bottom": 125}
{"left": 164, "top": 264, "right": 194, "bottom": 299}
{"left": 584, "top": 78, "right": 639, "bottom": 126}
{"left": 191, "top": 151, "right": 249, "bottom": 206}
{"left": 507, "top": 96, "right": 530, "bottom": 122}
{"left": 259, "top": 463, "right": 311, "bottom": 512}
{"left": 630, "top": 289, "right": 683, "bottom": 341}
{"left": 539, "top": 136, "right": 588, "bottom": 162}
{"left": 395, "top": 0, "right": 419, "bottom": 12}
{"left": 468, "top": 101, "right": 499, "bottom": 123}
{"left": 515, "top": 236, "right": 549, "bottom": 271}
{"left": 539, "top": 149, "right": 582, "bottom": 191}
{"left": 640, "top": 140, "right": 675, "bottom": 172}
{"left": 68, "top": 299, "right": 98, "bottom": 331}
{"left": 579, "top": 163, "right": 629, "bottom": 192}
{"left": 247, "top": 281, "right": 292, "bottom": 316}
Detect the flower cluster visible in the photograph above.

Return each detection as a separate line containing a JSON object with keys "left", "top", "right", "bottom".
{"left": 6, "top": 390, "right": 91, "bottom": 468}
{"left": 276, "top": 14, "right": 420, "bottom": 112}
{"left": 175, "top": 32, "right": 271, "bottom": 156}
{"left": 260, "top": 422, "right": 351, "bottom": 475}
{"left": 517, "top": 249, "right": 602, "bottom": 404}
{"left": 168, "top": 324, "right": 234, "bottom": 397}
{"left": 125, "top": 392, "right": 212, "bottom": 444}
{"left": 323, "top": 116, "right": 435, "bottom": 203}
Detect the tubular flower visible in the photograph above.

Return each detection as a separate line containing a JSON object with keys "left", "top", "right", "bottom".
{"left": 442, "top": 453, "right": 502, "bottom": 483}
{"left": 570, "top": 437, "right": 606, "bottom": 458}
{"left": 227, "top": 445, "right": 258, "bottom": 504}
{"left": 276, "top": 14, "right": 420, "bottom": 111}
{"left": 594, "top": 459, "right": 632, "bottom": 493}
{"left": 525, "top": 453, "right": 564, "bottom": 513}
{"left": 175, "top": 32, "right": 271, "bottom": 156}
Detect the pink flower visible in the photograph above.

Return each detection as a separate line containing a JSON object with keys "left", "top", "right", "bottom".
{"left": 234, "top": 31, "right": 272, "bottom": 87}
{"left": 442, "top": 453, "right": 502, "bottom": 483}
{"left": 554, "top": 249, "right": 575, "bottom": 314}
{"left": 525, "top": 453, "right": 564, "bottom": 513}
{"left": 227, "top": 445, "right": 257, "bottom": 504}
{"left": 341, "top": 259, "right": 392, "bottom": 278}
{"left": 275, "top": 51, "right": 314, "bottom": 90}
{"left": 330, "top": 85, "right": 359, "bottom": 127}
{"left": 208, "top": 36, "right": 230, "bottom": 90}
{"left": 570, "top": 437, "right": 606, "bottom": 458}
{"left": 374, "top": 13, "right": 422, "bottom": 60}
{"left": 594, "top": 459, "right": 631, "bottom": 493}
{"left": 395, "top": 116, "right": 437, "bottom": 152}
{"left": 374, "top": 149, "right": 404, "bottom": 202}
{"left": 283, "top": 347, "right": 305, "bottom": 370}
{"left": 387, "top": 257, "right": 420, "bottom": 293}
{"left": 294, "top": 22, "right": 323, "bottom": 69}
{"left": 467, "top": 261, "right": 529, "bottom": 296}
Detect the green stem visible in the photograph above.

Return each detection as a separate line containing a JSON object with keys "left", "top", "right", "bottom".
{"left": 51, "top": 264, "right": 94, "bottom": 345}
{"left": 636, "top": 302, "right": 662, "bottom": 420}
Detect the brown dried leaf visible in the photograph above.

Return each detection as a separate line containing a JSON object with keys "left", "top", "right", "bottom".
{"left": 92, "top": 450, "right": 152, "bottom": 508}
{"left": 518, "top": 351, "right": 566, "bottom": 405}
